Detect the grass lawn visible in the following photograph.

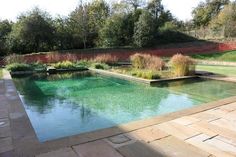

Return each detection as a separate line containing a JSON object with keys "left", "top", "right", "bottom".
{"left": 196, "top": 65, "right": 236, "bottom": 77}
{"left": 0, "top": 68, "right": 2, "bottom": 79}
{"left": 192, "top": 50, "right": 236, "bottom": 62}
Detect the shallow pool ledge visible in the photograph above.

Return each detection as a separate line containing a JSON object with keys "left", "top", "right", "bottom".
{"left": 89, "top": 68, "right": 198, "bottom": 84}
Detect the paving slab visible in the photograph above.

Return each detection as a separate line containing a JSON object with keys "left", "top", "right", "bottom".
{"left": 223, "top": 110, "right": 236, "bottom": 121}
{"left": 36, "top": 147, "right": 78, "bottom": 157}
{"left": 171, "top": 116, "right": 201, "bottom": 126}
{"left": 150, "top": 136, "right": 211, "bottom": 157}
{"left": 0, "top": 109, "right": 8, "bottom": 119}
{"left": 0, "top": 125, "right": 11, "bottom": 138}
{"left": 126, "top": 125, "right": 169, "bottom": 143}
{"left": 73, "top": 140, "right": 123, "bottom": 157}
{"left": 210, "top": 118, "right": 236, "bottom": 132}
{"left": 193, "top": 121, "right": 236, "bottom": 142}
{"left": 204, "top": 136, "right": 236, "bottom": 156}
{"left": 219, "top": 102, "right": 236, "bottom": 112}
{"left": 186, "top": 134, "right": 234, "bottom": 157}
{"left": 0, "top": 150, "right": 14, "bottom": 157}
{"left": 0, "top": 137, "right": 13, "bottom": 154}
{"left": 117, "top": 141, "right": 165, "bottom": 157}
{"left": 156, "top": 121, "right": 201, "bottom": 140}
{"left": 188, "top": 122, "right": 218, "bottom": 137}
{"left": 191, "top": 112, "right": 221, "bottom": 122}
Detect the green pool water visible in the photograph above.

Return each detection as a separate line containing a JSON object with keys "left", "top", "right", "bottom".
{"left": 12, "top": 72, "right": 236, "bottom": 142}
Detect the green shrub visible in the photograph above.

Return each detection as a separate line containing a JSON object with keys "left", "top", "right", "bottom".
{"left": 77, "top": 60, "right": 91, "bottom": 67}
{"left": 93, "top": 54, "right": 118, "bottom": 65}
{"left": 130, "top": 53, "right": 165, "bottom": 70}
{"left": 53, "top": 61, "right": 76, "bottom": 69}
{"left": 170, "top": 54, "right": 195, "bottom": 77}
{"left": 91, "top": 63, "right": 109, "bottom": 70}
{"left": 31, "top": 61, "right": 47, "bottom": 71}
{"left": 5, "top": 54, "right": 25, "bottom": 64}
{"left": 131, "top": 69, "right": 160, "bottom": 80}
{"left": 7, "top": 63, "right": 33, "bottom": 72}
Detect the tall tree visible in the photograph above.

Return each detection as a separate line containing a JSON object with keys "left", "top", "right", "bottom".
{"left": 147, "top": 0, "right": 163, "bottom": 20}
{"left": 70, "top": 1, "right": 89, "bottom": 49}
{"left": 123, "top": 0, "right": 145, "bottom": 11}
{"left": 99, "top": 14, "right": 125, "bottom": 47}
{"left": 0, "top": 20, "right": 12, "bottom": 55}
{"left": 192, "top": 0, "right": 230, "bottom": 27}
{"left": 7, "top": 8, "right": 55, "bottom": 53}
{"left": 88, "top": 0, "right": 109, "bottom": 46}
{"left": 54, "top": 16, "right": 75, "bottom": 50}
{"left": 210, "top": 2, "right": 236, "bottom": 37}
{"left": 133, "top": 11, "right": 155, "bottom": 47}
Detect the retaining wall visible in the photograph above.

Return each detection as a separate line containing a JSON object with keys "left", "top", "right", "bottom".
{"left": 1, "top": 41, "right": 236, "bottom": 65}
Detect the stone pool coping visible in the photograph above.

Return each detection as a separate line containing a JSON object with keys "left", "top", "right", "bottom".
{"left": 89, "top": 68, "right": 198, "bottom": 84}
{"left": 2, "top": 69, "right": 236, "bottom": 156}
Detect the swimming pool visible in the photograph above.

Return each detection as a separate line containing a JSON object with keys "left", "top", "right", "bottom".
{"left": 12, "top": 72, "right": 236, "bottom": 142}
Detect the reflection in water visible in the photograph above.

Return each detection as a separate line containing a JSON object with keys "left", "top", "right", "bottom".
{"left": 12, "top": 72, "right": 236, "bottom": 142}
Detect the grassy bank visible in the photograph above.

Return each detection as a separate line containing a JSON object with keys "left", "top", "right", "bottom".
{"left": 192, "top": 50, "right": 236, "bottom": 62}
{"left": 0, "top": 68, "right": 2, "bottom": 79}
{"left": 196, "top": 65, "right": 236, "bottom": 76}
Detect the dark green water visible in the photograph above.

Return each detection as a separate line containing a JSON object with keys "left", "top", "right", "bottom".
{"left": 12, "top": 72, "right": 236, "bottom": 142}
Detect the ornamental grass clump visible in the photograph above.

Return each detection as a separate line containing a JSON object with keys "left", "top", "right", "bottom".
{"left": 5, "top": 54, "right": 25, "bottom": 64}
{"left": 53, "top": 61, "right": 76, "bottom": 69}
{"left": 170, "top": 54, "right": 195, "bottom": 77}
{"left": 94, "top": 54, "right": 118, "bottom": 65}
{"left": 130, "top": 53, "right": 165, "bottom": 71}
{"left": 46, "top": 52, "right": 61, "bottom": 63}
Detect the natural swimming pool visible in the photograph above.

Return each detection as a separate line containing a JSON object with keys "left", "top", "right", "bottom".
{"left": 12, "top": 72, "right": 236, "bottom": 142}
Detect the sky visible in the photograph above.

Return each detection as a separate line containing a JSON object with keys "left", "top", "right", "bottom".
{"left": 0, "top": 0, "right": 203, "bottom": 21}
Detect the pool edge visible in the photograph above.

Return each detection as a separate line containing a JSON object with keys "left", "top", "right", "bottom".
{"left": 3, "top": 69, "right": 236, "bottom": 156}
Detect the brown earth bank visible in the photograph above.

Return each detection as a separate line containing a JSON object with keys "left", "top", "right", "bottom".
{"left": 1, "top": 41, "right": 236, "bottom": 65}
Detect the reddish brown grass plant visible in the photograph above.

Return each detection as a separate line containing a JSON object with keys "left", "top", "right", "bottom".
{"left": 170, "top": 54, "right": 195, "bottom": 77}
{"left": 93, "top": 54, "right": 118, "bottom": 65}
{"left": 130, "top": 53, "right": 165, "bottom": 71}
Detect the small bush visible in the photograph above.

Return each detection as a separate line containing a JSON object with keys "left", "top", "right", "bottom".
{"left": 77, "top": 60, "right": 91, "bottom": 67}
{"left": 93, "top": 54, "right": 118, "bottom": 65}
{"left": 131, "top": 70, "right": 160, "bottom": 80}
{"left": 91, "top": 63, "right": 109, "bottom": 70}
{"left": 53, "top": 61, "right": 76, "bottom": 69}
{"left": 31, "top": 61, "right": 47, "bottom": 71}
{"left": 170, "top": 54, "right": 195, "bottom": 77}
{"left": 130, "top": 53, "right": 165, "bottom": 70}
{"left": 5, "top": 54, "right": 25, "bottom": 64}
{"left": 7, "top": 63, "right": 33, "bottom": 72}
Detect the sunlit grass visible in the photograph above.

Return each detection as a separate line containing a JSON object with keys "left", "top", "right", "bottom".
{"left": 196, "top": 65, "right": 236, "bottom": 77}
{"left": 192, "top": 50, "right": 236, "bottom": 62}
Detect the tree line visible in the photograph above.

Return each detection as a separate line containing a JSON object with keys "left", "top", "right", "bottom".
{"left": 0, "top": 0, "right": 197, "bottom": 56}
{"left": 190, "top": 0, "right": 236, "bottom": 38}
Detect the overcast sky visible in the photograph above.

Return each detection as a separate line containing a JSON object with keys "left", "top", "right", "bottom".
{"left": 0, "top": 0, "right": 203, "bottom": 21}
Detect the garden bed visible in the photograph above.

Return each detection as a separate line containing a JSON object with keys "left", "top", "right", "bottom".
{"left": 90, "top": 68, "right": 198, "bottom": 85}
